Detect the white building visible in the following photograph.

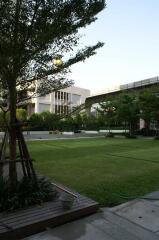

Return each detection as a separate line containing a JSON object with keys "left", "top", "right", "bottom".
{"left": 27, "top": 86, "right": 90, "bottom": 115}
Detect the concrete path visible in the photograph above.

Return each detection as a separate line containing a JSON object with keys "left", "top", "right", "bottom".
{"left": 24, "top": 133, "right": 104, "bottom": 141}
{"left": 24, "top": 191, "right": 159, "bottom": 240}
{"left": 0, "top": 133, "right": 104, "bottom": 141}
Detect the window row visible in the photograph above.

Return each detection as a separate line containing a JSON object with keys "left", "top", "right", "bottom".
{"left": 55, "top": 105, "right": 70, "bottom": 115}
{"left": 55, "top": 91, "right": 69, "bottom": 100}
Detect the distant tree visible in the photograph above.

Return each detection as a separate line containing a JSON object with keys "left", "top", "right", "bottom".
{"left": 0, "top": 0, "right": 106, "bottom": 187}
{"left": 27, "top": 113, "right": 44, "bottom": 130}
{"left": 139, "top": 91, "right": 159, "bottom": 134}
{"left": 73, "top": 113, "right": 83, "bottom": 131}
{"left": 115, "top": 94, "right": 139, "bottom": 135}
{"left": 60, "top": 116, "right": 74, "bottom": 131}
{"left": 40, "top": 111, "right": 60, "bottom": 131}
{"left": 97, "top": 101, "right": 116, "bottom": 132}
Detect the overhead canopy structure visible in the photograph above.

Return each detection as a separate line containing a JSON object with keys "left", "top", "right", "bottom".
{"left": 85, "top": 76, "right": 159, "bottom": 109}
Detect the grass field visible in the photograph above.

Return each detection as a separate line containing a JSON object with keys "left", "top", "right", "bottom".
{"left": 28, "top": 137, "right": 159, "bottom": 206}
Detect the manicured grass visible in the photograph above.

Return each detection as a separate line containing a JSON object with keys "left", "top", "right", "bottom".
{"left": 28, "top": 138, "right": 159, "bottom": 206}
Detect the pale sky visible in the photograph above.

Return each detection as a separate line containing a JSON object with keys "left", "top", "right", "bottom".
{"left": 70, "top": 0, "right": 159, "bottom": 94}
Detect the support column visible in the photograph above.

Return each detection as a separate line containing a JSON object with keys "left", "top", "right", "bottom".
{"left": 35, "top": 97, "right": 39, "bottom": 113}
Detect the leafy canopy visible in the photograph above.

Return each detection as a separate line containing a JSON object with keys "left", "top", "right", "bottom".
{"left": 0, "top": 0, "right": 105, "bottom": 105}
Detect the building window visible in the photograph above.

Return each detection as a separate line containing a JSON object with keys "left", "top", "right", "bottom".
{"left": 39, "top": 103, "right": 50, "bottom": 113}
{"left": 58, "top": 91, "right": 61, "bottom": 100}
{"left": 61, "top": 105, "right": 64, "bottom": 114}
{"left": 64, "top": 106, "right": 67, "bottom": 115}
{"left": 55, "top": 105, "right": 57, "bottom": 113}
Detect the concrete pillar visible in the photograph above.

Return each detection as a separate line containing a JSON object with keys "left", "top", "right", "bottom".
{"left": 70, "top": 93, "right": 72, "bottom": 112}
{"left": 35, "top": 97, "right": 39, "bottom": 113}
{"left": 140, "top": 119, "right": 145, "bottom": 129}
{"left": 50, "top": 93, "right": 53, "bottom": 113}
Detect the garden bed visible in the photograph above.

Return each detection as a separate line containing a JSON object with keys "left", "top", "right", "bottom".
{"left": 0, "top": 184, "right": 98, "bottom": 240}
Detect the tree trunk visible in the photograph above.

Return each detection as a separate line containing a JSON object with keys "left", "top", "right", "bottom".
{"left": 145, "top": 120, "right": 150, "bottom": 136}
{"left": 129, "top": 122, "right": 132, "bottom": 135}
{"left": 8, "top": 85, "right": 17, "bottom": 190}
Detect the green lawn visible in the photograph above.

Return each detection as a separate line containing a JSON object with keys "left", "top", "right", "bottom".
{"left": 28, "top": 138, "right": 159, "bottom": 206}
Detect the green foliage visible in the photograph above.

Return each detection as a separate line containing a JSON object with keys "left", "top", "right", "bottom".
{"left": 0, "top": 176, "right": 57, "bottom": 212}
{"left": 82, "top": 114, "right": 101, "bottom": 130}
{"left": 59, "top": 117, "right": 74, "bottom": 131}
{"left": 73, "top": 114, "right": 83, "bottom": 131}
{"left": 105, "top": 132, "right": 114, "bottom": 138}
{"left": 97, "top": 101, "right": 117, "bottom": 129}
{"left": 124, "top": 133, "right": 137, "bottom": 139}
{"left": 0, "top": 0, "right": 105, "bottom": 197}
{"left": 28, "top": 112, "right": 60, "bottom": 131}
{"left": 0, "top": 111, "right": 6, "bottom": 130}
{"left": 16, "top": 108, "right": 27, "bottom": 121}
{"left": 28, "top": 113, "right": 44, "bottom": 130}
{"left": 139, "top": 91, "right": 159, "bottom": 128}
{"left": 0, "top": 0, "right": 105, "bottom": 104}
{"left": 27, "top": 112, "right": 102, "bottom": 131}
{"left": 154, "top": 136, "right": 159, "bottom": 140}
{"left": 115, "top": 94, "right": 139, "bottom": 133}
{"left": 40, "top": 111, "right": 60, "bottom": 131}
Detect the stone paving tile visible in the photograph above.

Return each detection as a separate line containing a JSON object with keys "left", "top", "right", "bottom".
{"left": 103, "top": 209, "right": 159, "bottom": 240}
{"left": 113, "top": 199, "right": 159, "bottom": 232}
{"left": 24, "top": 192, "right": 159, "bottom": 240}
{"left": 24, "top": 214, "right": 114, "bottom": 240}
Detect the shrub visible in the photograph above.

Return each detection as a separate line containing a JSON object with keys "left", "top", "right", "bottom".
{"left": 28, "top": 113, "right": 44, "bottom": 130}
{"left": 16, "top": 108, "right": 27, "bottom": 121}
{"left": 124, "top": 133, "right": 137, "bottom": 139}
{"left": 105, "top": 132, "right": 114, "bottom": 138}
{"left": 0, "top": 176, "right": 57, "bottom": 212}
{"left": 135, "top": 128, "right": 156, "bottom": 136}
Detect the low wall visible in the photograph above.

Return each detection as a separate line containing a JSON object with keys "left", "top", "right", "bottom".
{"left": 84, "top": 131, "right": 98, "bottom": 134}
{"left": 0, "top": 129, "right": 129, "bottom": 137}
{"left": 99, "top": 130, "right": 129, "bottom": 133}
{"left": 62, "top": 132, "right": 74, "bottom": 135}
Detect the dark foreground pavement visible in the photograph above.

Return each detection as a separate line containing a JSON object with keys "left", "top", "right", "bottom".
{"left": 25, "top": 191, "right": 159, "bottom": 240}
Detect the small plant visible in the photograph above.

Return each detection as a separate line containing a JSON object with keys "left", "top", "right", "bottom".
{"left": 0, "top": 176, "right": 57, "bottom": 212}
{"left": 124, "top": 133, "right": 137, "bottom": 139}
{"left": 53, "top": 130, "right": 61, "bottom": 134}
{"left": 105, "top": 132, "right": 114, "bottom": 138}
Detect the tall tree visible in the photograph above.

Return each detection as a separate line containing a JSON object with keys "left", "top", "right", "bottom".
{"left": 97, "top": 100, "right": 116, "bottom": 132}
{"left": 139, "top": 91, "right": 159, "bottom": 134}
{"left": 0, "top": 0, "right": 106, "bottom": 187}
{"left": 115, "top": 94, "right": 139, "bottom": 134}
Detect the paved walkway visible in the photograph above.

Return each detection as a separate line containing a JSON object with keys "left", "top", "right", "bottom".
{"left": 24, "top": 191, "right": 159, "bottom": 240}
{"left": 0, "top": 133, "right": 105, "bottom": 141}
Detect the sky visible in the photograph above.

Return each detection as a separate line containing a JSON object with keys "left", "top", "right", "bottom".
{"left": 70, "top": 0, "right": 159, "bottom": 94}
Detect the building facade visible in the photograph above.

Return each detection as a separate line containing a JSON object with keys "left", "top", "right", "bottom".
{"left": 27, "top": 86, "right": 90, "bottom": 115}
